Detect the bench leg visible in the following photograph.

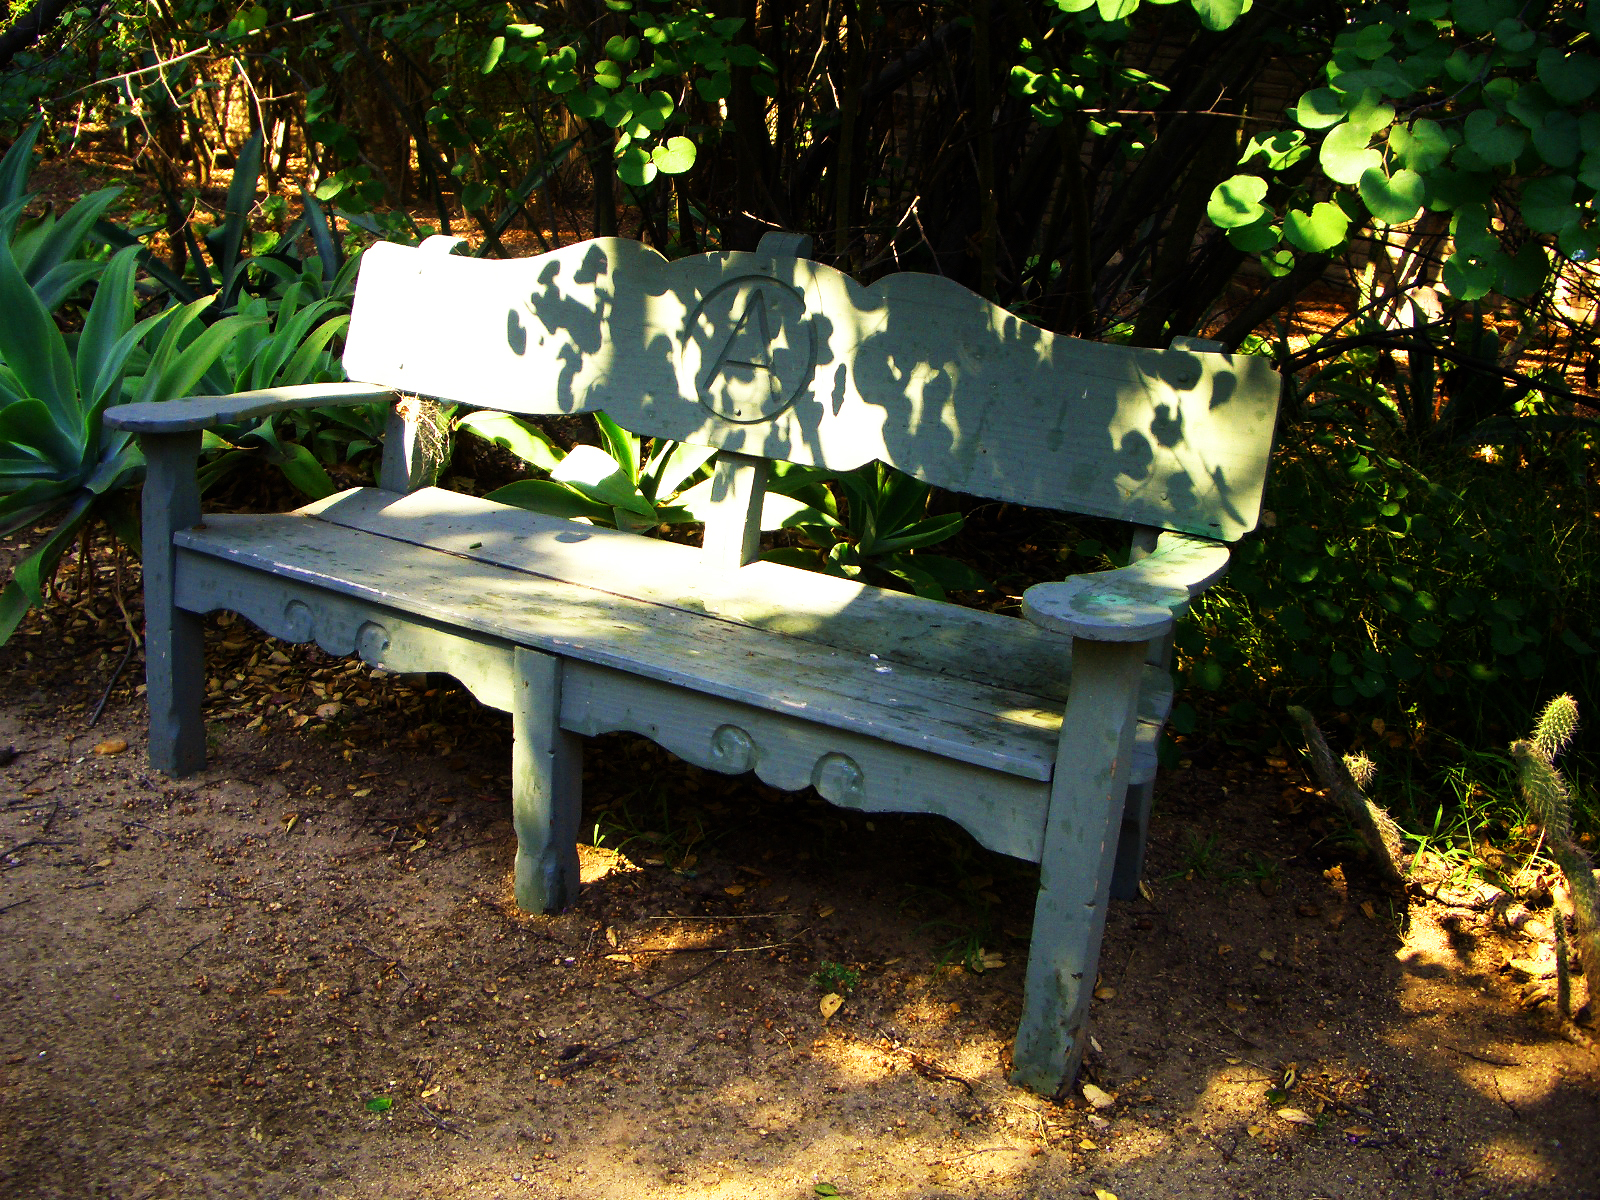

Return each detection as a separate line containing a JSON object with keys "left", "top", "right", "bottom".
{"left": 511, "top": 647, "right": 582, "bottom": 913}
{"left": 142, "top": 432, "right": 206, "bottom": 776}
{"left": 1011, "top": 638, "right": 1146, "bottom": 1097}
{"left": 1110, "top": 779, "right": 1155, "bottom": 902}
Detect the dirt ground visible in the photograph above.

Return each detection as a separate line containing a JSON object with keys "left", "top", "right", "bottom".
{"left": 1, "top": 550, "right": 1598, "bottom": 1200}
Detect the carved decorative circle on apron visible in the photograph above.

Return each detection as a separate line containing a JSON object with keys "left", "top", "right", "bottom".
{"left": 680, "top": 276, "right": 817, "bottom": 423}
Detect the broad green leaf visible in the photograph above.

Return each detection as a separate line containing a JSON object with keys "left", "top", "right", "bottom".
{"left": 0, "top": 397, "right": 78, "bottom": 469}
{"left": 456, "top": 411, "right": 563, "bottom": 472}
{"left": 604, "top": 34, "right": 640, "bottom": 61}
{"left": 1343, "top": 90, "right": 1394, "bottom": 138}
{"left": 0, "top": 492, "right": 94, "bottom": 644}
{"left": 1292, "top": 88, "right": 1345, "bottom": 130}
{"left": 0, "top": 237, "right": 75, "bottom": 418}
{"left": 1463, "top": 109, "right": 1527, "bottom": 165}
{"left": 1450, "top": 202, "right": 1498, "bottom": 257}
{"left": 646, "top": 439, "right": 717, "bottom": 499}
{"left": 617, "top": 145, "right": 658, "bottom": 187}
{"left": 1243, "top": 130, "right": 1308, "bottom": 171}
{"left": 1225, "top": 214, "right": 1280, "bottom": 252}
{"left": 486, "top": 479, "right": 617, "bottom": 523}
{"left": 1190, "top": 0, "right": 1246, "bottom": 32}
{"left": 75, "top": 244, "right": 142, "bottom": 410}
{"left": 1500, "top": 241, "right": 1549, "bottom": 298}
{"left": 1359, "top": 167, "right": 1425, "bottom": 225}
{"left": 551, "top": 444, "right": 656, "bottom": 517}
{"left": 1451, "top": 0, "right": 1515, "bottom": 37}
{"left": 1389, "top": 119, "right": 1451, "bottom": 171}
{"left": 0, "top": 117, "right": 42, "bottom": 211}
{"left": 1206, "top": 174, "right": 1268, "bottom": 229}
{"left": 1283, "top": 202, "right": 1350, "bottom": 252}
{"left": 1097, "top": 0, "right": 1141, "bottom": 20}
{"left": 1493, "top": 17, "right": 1535, "bottom": 52}
{"left": 594, "top": 411, "right": 640, "bottom": 484}
{"left": 1533, "top": 111, "right": 1581, "bottom": 169}
{"left": 1319, "top": 122, "right": 1382, "bottom": 185}
{"left": 482, "top": 36, "right": 506, "bottom": 74}
{"left": 277, "top": 442, "right": 336, "bottom": 500}
{"left": 1521, "top": 175, "right": 1579, "bottom": 234}
{"left": 1441, "top": 250, "right": 1499, "bottom": 300}
{"left": 1537, "top": 49, "right": 1600, "bottom": 105}
{"left": 507, "top": 22, "right": 544, "bottom": 37}
{"left": 636, "top": 90, "right": 675, "bottom": 131}
{"left": 652, "top": 136, "right": 697, "bottom": 175}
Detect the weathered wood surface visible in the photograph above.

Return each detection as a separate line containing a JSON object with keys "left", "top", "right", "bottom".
{"left": 1011, "top": 636, "right": 1149, "bottom": 1092}
{"left": 171, "top": 556, "right": 1067, "bottom": 861}
{"left": 176, "top": 512, "right": 1065, "bottom": 779}
{"left": 343, "top": 238, "right": 1279, "bottom": 540}
{"left": 297, "top": 486, "right": 1171, "bottom": 717}
{"left": 104, "top": 382, "right": 396, "bottom": 434}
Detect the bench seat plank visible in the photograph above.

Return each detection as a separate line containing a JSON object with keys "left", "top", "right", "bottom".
{"left": 303, "top": 486, "right": 1117, "bottom": 702}
{"left": 174, "top": 504, "right": 1167, "bottom": 783}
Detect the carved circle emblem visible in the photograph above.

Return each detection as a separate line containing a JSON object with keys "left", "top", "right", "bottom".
{"left": 680, "top": 276, "right": 817, "bottom": 423}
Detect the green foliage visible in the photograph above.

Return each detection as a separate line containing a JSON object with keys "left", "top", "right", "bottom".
{"left": 461, "top": 410, "right": 715, "bottom": 532}
{"left": 1210, "top": 1, "right": 1600, "bottom": 299}
{"left": 1512, "top": 695, "right": 1598, "bottom": 1006}
{"left": 763, "top": 462, "right": 988, "bottom": 601}
{"left": 808, "top": 960, "right": 860, "bottom": 994}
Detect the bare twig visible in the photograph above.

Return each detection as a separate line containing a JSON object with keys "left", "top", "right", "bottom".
{"left": 415, "top": 1099, "right": 471, "bottom": 1138}
{"left": 89, "top": 641, "right": 137, "bottom": 728}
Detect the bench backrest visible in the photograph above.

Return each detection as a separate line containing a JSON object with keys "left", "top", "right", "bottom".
{"left": 344, "top": 235, "right": 1280, "bottom": 542}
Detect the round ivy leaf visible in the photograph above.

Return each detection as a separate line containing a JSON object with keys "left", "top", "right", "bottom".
{"left": 1537, "top": 48, "right": 1600, "bottom": 104}
{"left": 1521, "top": 174, "right": 1579, "bottom": 234}
{"left": 1464, "top": 109, "right": 1528, "bottom": 165}
{"left": 1580, "top": 147, "right": 1600, "bottom": 190}
{"left": 616, "top": 144, "right": 658, "bottom": 187}
{"left": 1097, "top": 0, "right": 1141, "bottom": 19}
{"left": 1191, "top": 0, "right": 1245, "bottom": 32}
{"left": 1261, "top": 248, "right": 1296, "bottom": 278}
{"left": 1500, "top": 242, "right": 1550, "bottom": 298}
{"left": 1557, "top": 222, "right": 1598, "bottom": 262}
{"left": 1493, "top": 17, "right": 1535, "bottom": 52}
{"left": 1441, "top": 250, "right": 1501, "bottom": 301}
{"left": 1345, "top": 90, "right": 1396, "bottom": 137}
{"left": 1206, "top": 174, "right": 1268, "bottom": 228}
{"left": 1359, "top": 166, "right": 1425, "bottom": 225}
{"left": 652, "top": 135, "right": 697, "bottom": 175}
{"left": 1225, "top": 212, "right": 1281, "bottom": 252}
{"left": 636, "top": 90, "right": 675, "bottom": 131}
{"left": 1292, "top": 88, "right": 1345, "bottom": 130}
{"left": 1320, "top": 122, "right": 1383, "bottom": 185}
{"left": 1283, "top": 202, "right": 1350, "bottom": 252}
{"left": 1390, "top": 118, "right": 1452, "bottom": 171}
{"left": 1452, "top": 0, "right": 1515, "bottom": 37}
{"left": 1533, "top": 110, "right": 1582, "bottom": 168}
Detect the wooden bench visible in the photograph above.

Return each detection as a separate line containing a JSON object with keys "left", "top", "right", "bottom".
{"left": 106, "top": 232, "right": 1279, "bottom": 1095}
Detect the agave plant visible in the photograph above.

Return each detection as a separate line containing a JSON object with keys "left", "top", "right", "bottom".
{"left": 0, "top": 232, "right": 266, "bottom": 643}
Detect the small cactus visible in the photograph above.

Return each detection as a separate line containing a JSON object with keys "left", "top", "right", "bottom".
{"left": 1514, "top": 695, "right": 1598, "bottom": 1019}
{"left": 1288, "top": 707, "right": 1405, "bottom": 889}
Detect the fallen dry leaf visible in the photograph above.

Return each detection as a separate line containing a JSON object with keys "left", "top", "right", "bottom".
{"left": 1094, "top": 1190, "right": 1119, "bottom": 1200}
{"left": 1360, "top": 900, "right": 1377, "bottom": 920}
{"left": 819, "top": 993, "right": 843, "bottom": 1019}
{"left": 817, "top": 905, "right": 835, "bottom": 919}
{"left": 1276, "top": 1107, "right": 1316, "bottom": 1125}
{"left": 92, "top": 739, "right": 127, "bottom": 756}
{"left": 1093, "top": 986, "right": 1116, "bottom": 1001}
{"left": 724, "top": 885, "right": 746, "bottom": 897}
{"left": 1081, "top": 1082, "right": 1115, "bottom": 1110}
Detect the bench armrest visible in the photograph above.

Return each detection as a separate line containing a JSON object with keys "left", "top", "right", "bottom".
{"left": 105, "top": 383, "right": 398, "bottom": 434}
{"left": 1022, "top": 532, "right": 1230, "bottom": 643}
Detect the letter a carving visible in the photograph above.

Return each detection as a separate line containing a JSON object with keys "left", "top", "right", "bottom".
{"left": 700, "top": 289, "right": 780, "bottom": 404}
